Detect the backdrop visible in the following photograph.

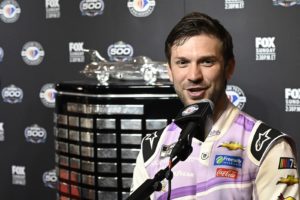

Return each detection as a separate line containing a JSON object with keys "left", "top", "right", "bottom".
{"left": 0, "top": 0, "right": 299, "bottom": 199}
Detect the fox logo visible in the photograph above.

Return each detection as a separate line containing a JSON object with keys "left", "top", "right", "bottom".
{"left": 218, "top": 142, "right": 245, "bottom": 151}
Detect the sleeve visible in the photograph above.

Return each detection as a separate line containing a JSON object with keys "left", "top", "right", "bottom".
{"left": 130, "top": 151, "right": 150, "bottom": 193}
{"left": 255, "top": 139, "right": 300, "bottom": 200}
{"left": 130, "top": 151, "right": 154, "bottom": 200}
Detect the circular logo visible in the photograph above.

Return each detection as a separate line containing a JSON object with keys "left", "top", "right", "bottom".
{"left": 79, "top": 0, "right": 104, "bottom": 17}
{"left": 127, "top": 0, "right": 156, "bottom": 17}
{"left": 226, "top": 85, "right": 247, "bottom": 110}
{"left": 0, "top": 0, "right": 21, "bottom": 23}
{"left": 24, "top": 124, "right": 47, "bottom": 143}
{"left": 39, "top": 83, "right": 56, "bottom": 108}
{"left": 182, "top": 104, "right": 199, "bottom": 116}
{"left": 42, "top": 169, "right": 58, "bottom": 189}
{"left": 1, "top": 84, "right": 23, "bottom": 104}
{"left": 21, "top": 41, "right": 45, "bottom": 65}
{"left": 216, "top": 156, "right": 225, "bottom": 164}
{"left": 107, "top": 41, "right": 134, "bottom": 61}
{"left": 201, "top": 152, "right": 209, "bottom": 160}
{"left": 0, "top": 47, "right": 4, "bottom": 62}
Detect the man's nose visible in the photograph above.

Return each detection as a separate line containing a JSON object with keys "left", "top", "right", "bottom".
{"left": 187, "top": 64, "right": 203, "bottom": 82}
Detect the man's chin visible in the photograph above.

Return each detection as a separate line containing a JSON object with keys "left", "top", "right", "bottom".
{"left": 184, "top": 99, "right": 207, "bottom": 106}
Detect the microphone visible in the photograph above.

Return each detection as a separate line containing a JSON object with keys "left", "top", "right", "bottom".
{"left": 170, "top": 99, "right": 214, "bottom": 160}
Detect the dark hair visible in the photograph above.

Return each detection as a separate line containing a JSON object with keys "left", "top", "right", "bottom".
{"left": 165, "top": 12, "right": 234, "bottom": 66}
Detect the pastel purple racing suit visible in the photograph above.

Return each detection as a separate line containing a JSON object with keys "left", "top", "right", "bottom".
{"left": 131, "top": 104, "right": 300, "bottom": 200}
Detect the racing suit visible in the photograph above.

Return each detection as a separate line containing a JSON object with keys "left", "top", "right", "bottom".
{"left": 131, "top": 104, "right": 300, "bottom": 199}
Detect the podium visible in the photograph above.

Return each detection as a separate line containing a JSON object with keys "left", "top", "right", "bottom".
{"left": 54, "top": 81, "right": 181, "bottom": 200}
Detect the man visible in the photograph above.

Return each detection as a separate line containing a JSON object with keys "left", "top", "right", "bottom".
{"left": 130, "top": 12, "right": 299, "bottom": 199}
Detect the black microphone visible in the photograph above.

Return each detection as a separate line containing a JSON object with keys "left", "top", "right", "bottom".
{"left": 170, "top": 99, "right": 214, "bottom": 160}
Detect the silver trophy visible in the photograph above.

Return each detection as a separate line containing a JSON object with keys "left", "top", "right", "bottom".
{"left": 80, "top": 49, "right": 169, "bottom": 85}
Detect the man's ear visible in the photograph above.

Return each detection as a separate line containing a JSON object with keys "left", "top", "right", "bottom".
{"left": 167, "top": 63, "right": 174, "bottom": 83}
{"left": 225, "top": 58, "right": 235, "bottom": 80}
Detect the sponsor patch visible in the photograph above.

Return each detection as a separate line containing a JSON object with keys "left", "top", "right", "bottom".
{"left": 276, "top": 175, "right": 299, "bottom": 186}
{"left": 214, "top": 155, "right": 243, "bottom": 168}
{"left": 250, "top": 123, "right": 284, "bottom": 162}
{"left": 160, "top": 143, "right": 175, "bottom": 158}
{"left": 278, "top": 193, "right": 296, "bottom": 200}
{"left": 208, "top": 129, "right": 221, "bottom": 137}
{"left": 201, "top": 152, "right": 209, "bottom": 160}
{"left": 142, "top": 129, "right": 163, "bottom": 162}
{"left": 216, "top": 168, "right": 238, "bottom": 179}
{"left": 218, "top": 142, "right": 245, "bottom": 151}
{"left": 278, "top": 157, "right": 297, "bottom": 169}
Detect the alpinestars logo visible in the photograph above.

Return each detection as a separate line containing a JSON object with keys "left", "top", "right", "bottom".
{"left": 225, "top": 0, "right": 244, "bottom": 9}
{"left": 255, "top": 129, "right": 271, "bottom": 151}
{"left": 285, "top": 88, "right": 300, "bottom": 112}
{"left": 144, "top": 131, "right": 157, "bottom": 149}
{"left": 255, "top": 37, "right": 276, "bottom": 61}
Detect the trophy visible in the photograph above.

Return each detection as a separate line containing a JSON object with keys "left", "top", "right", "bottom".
{"left": 81, "top": 49, "right": 169, "bottom": 85}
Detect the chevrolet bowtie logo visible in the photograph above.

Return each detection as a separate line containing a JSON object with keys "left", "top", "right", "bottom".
{"left": 276, "top": 175, "right": 299, "bottom": 186}
{"left": 278, "top": 193, "right": 296, "bottom": 200}
{"left": 218, "top": 142, "right": 245, "bottom": 151}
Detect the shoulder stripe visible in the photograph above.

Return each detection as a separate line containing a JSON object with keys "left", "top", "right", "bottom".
{"left": 249, "top": 121, "right": 285, "bottom": 165}
{"left": 142, "top": 128, "right": 164, "bottom": 164}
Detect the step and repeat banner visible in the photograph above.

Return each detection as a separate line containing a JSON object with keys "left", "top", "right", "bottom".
{"left": 0, "top": 0, "right": 299, "bottom": 199}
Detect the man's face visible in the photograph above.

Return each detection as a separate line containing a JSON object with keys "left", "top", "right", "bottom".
{"left": 168, "top": 34, "right": 234, "bottom": 107}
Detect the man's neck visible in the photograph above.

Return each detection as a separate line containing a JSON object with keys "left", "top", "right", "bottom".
{"left": 212, "top": 95, "right": 230, "bottom": 123}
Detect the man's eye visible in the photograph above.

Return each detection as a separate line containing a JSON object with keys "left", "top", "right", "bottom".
{"left": 176, "top": 60, "right": 188, "bottom": 67}
{"left": 201, "top": 60, "right": 215, "bottom": 67}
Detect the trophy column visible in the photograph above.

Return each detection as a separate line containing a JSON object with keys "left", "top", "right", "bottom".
{"left": 54, "top": 81, "right": 181, "bottom": 200}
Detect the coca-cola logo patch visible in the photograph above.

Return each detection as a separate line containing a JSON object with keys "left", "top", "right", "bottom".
{"left": 216, "top": 168, "right": 238, "bottom": 179}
